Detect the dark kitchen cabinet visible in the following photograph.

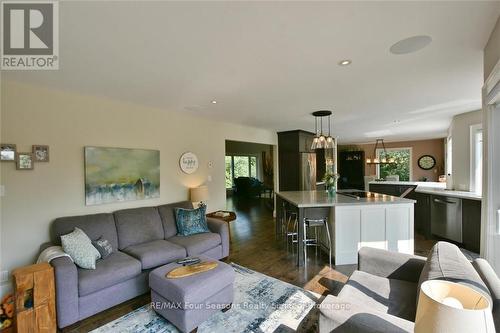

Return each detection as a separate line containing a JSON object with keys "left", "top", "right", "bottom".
{"left": 462, "top": 199, "right": 482, "bottom": 253}
{"left": 278, "top": 130, "right": 326, "bottom": 191}
{"left": 368, "top": 183, "right": 482, "bottom": 252}
{"left": 423, "top": 193, "right": 481, "bottom": 252}
{"left": 414, "top": 192, "right": 432, "bottom": 239}
{"left": 338, "top": 151, "right": 365, "bottom": 190}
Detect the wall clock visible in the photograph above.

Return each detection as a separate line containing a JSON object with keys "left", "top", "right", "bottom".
{"left": 179, "top": 152, "right": 199, "bottom": 174}
{"left": 418, "top": 155, "right": 436, "bottom": 170}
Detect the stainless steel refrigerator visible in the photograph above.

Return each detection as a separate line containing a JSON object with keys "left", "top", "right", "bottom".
{"left": 300, "top": 153, "right": 317, "bottom": 191}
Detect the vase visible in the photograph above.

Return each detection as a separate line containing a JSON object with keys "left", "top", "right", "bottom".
{"left": 326, "top": 185, "right": 336, "bottom": 196}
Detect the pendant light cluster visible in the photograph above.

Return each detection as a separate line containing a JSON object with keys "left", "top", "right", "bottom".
{"left": 366, "top": 139, "right": 398, "bottom": 164}
{"left": 311, "top": 110, "right": 335, "bottom": 149}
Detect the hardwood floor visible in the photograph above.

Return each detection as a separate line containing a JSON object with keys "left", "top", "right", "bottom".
{"left": 62, "top": 196, "right": 434, "bottom": 332}
{"left": 225, "top": 196, "right": 355, "bottom": 296}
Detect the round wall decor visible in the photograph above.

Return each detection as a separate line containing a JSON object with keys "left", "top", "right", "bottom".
{"left": 179, "top": 152, "right": 199, "bottom": 174}
{"left": 418, "top": 155, "right": 436, "bottom": 170}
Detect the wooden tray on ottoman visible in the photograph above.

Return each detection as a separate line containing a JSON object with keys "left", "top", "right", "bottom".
{"left": 166, "top": 261, "right": 218, "bottom": 279}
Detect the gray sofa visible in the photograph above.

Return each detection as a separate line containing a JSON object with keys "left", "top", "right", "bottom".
{"left": 46, "top": 201, "right": 229, "bottom": 329}
{"left": 319, "top": 242, "right": 500, "bottom": 332}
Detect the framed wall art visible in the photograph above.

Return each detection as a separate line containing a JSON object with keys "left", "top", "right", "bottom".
{"left": 1, "top": 144, "right": 16, "bottom": 161}
{"left": 84, "top": 147, "right": 160, "bottom": 205}
{"left": 32, "top": 145, "right": 50, "bottom": 162}
{"left": 16, "top": 152, "right": 34, "bottom": 170}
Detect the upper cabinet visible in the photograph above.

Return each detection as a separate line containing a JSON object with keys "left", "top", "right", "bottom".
{"left": 277, "top": 130, "right": 325, "bottom": 191}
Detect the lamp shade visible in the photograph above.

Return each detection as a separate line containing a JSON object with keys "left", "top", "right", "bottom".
{"left": 190, "top": 186, "right": 209, "bottom": 202}
{"left": 415, "top": 280, "right": 494, "bottom": 333}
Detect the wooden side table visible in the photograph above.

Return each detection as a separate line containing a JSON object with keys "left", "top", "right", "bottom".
{"left": 12, "top": 262, "right": 56, "bottom": 333}
{"left": 206, "top": 211, "right": 237, "bottom": 241}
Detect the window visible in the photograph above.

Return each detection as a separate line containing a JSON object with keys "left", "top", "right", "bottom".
{"left": 225, "top": 155, "right": 258, "bottom": 188}
{"left": 376, "top": 148, "right": 412, "bottom": 181}
{"left": 225, "top": 156, "right": 233, "bottom": 188}
{"left": 470, "top": 124, "right": 483, "bottom": 194}
{"left": 446, "top": 136, "right": 452, "bottom": 175}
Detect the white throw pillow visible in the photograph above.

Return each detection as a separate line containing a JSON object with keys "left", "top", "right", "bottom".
{"left": 61, "top": 227, "right": 101, "bottom": 269}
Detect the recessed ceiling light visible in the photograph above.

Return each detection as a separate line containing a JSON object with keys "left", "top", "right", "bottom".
{"left": 390, "top": 35, "right": 432, "bottom": 55}
{"left": 211, "top": 100, "right": 217, "bottom": 104}
{"left": 338, "top": 59, "right": 352, "bottom": 66}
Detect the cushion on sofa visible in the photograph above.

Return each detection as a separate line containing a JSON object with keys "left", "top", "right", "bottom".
{"left": 338, "top": 270, "right": 418, "bottom": 321}
{"left": 417, "top": 241, "right": 492, "bottom": 307}
{"left": 52, "top": 213, "right": 119, "bottom": 251}
{"left": 174, "top": 206, "right": 209, "bottom": 236}
{"left": 168, "top": 233, "right": 222, "bottom": 256}
{"left": 92, "top": 237, "right": 113, "bottom": 259}
{"left": 157, "top": 201, "right": 193, "bottom": 238}
{"left": 61, "top": 227, "right": 101, "bottom": 270}
{"left": 123, "top": 239, "right": 187, "bottom": 269}
{"left": 114, "top": 207, "right": 164, "bottom": 249}
{"left": 78, "top": 251, "right": 141, "bottom": 296}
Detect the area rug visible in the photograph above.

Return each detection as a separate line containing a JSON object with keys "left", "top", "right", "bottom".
{"left": 91, "top": 263, "right": 320, "bottom": 333}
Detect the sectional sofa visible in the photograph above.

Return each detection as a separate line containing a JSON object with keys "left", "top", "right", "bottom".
{"left": 44, "top": 201, "right": 229, "bottom": 328}
{"left": 319, "top": 242, "right": 500, "bottom": 332}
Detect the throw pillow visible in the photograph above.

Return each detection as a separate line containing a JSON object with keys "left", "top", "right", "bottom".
{"left": 174, "top": 206, "right": 209, "bottom": 236}
{"left": 92, "top": 237, "right": 113, "bottom": 259}
{"left": 61, "top": 227, "right": 101, "bottom": 269}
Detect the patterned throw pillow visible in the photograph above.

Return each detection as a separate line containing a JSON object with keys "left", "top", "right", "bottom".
{"left": 174, "top": 206, "right": 210, "bottom": 236}
{"left": 92, "top": 237, "right": 113, "bottom": 259}
{"left": 61, "top": 227, "right": 101, "bottom": 269}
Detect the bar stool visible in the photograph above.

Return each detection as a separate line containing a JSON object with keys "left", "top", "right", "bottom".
{"left": 283, "top": 203, "right": 298, "bottom": 247}
{"left": 301, "top": 208, "right": 332, "bottom": 268}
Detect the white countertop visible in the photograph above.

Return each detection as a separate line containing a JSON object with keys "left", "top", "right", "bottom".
{"left": 414, "top": 187, "right": 482, "bottom": 201}
{"left": 276, "top": 190, "right": 415, "bottom": 208}
{"left": 369, "top": 181, "right": 446, "bottom": 188}
{"left": 369, "top": 180, "right": 481, "bottom": 200}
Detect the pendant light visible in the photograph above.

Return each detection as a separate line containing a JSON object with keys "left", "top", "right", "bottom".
{"left": 311, "top": 110, "right": 335, "bottom": 150}
{"left": 366, "top": 139, "right": 397, "bottom": 165}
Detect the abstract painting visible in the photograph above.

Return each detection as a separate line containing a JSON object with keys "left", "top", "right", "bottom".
{"left": 84, "top": 147, "right": 160, "bottom": 205}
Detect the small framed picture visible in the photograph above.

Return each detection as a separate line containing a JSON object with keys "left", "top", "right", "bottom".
{"left": 1, "top": 144, "right": 16, "bottom": 161}
{"left": 32, "top": 145, "right": 50, "bottom": 162}
{"left": 16, "top": 152, "right": 34, "bottom": 170}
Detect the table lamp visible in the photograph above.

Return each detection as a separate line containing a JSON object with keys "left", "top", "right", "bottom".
{"left": 190, "top": 185, "right": 209, "bottom": 207}
{"left": 415, "top": 280, "right": 494, "bottom": 333}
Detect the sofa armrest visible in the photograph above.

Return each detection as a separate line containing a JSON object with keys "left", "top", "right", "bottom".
{"left": 473, "top": 258, "right": 500, "bottom": 331}
{"left": 39, "top": 241, "right": 54, "bottom": 253}
{"left": 206, "top": 217, "right": 229, "bottom": 258}
{"left": 319, "top": 295, "right": 414, "bottom": 333}
{"left": 358, "top": 247, "right": 426, "bottom": 283}
{"left": 51, "top": 256, "right": 79, "bottom": 328}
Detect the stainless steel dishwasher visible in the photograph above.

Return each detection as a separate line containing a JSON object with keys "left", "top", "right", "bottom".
{"left": 431, "top": 195, "right": 462, "bottom": 243}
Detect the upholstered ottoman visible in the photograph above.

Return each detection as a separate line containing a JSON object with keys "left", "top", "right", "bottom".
{"left": 149, "top": 256, "right": 235, "bottom": 333}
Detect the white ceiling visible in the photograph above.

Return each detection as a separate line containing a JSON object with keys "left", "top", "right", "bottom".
{"left": 4, "top": 1, "right": 500, "bottom": 143}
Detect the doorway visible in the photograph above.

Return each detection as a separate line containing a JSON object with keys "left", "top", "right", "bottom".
{"left": 225, "top": 140, "right": 275, "bottom": 211}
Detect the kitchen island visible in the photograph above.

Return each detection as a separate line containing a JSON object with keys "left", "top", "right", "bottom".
{"left": 276, "top": 190, "right": 415, "bottom": 265}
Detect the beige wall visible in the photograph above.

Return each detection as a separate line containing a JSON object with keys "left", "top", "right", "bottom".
{"left": 339, "top": 138, "right": 445, "bottom": 181}
{"left": 0, "top": 81, "right": 277, "bottom": 292}
{"left": 448, "top": 110, "right": 482, "bottom": 191}
{"left": 485, "top": 16, "right": 500, "bottom": 80}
